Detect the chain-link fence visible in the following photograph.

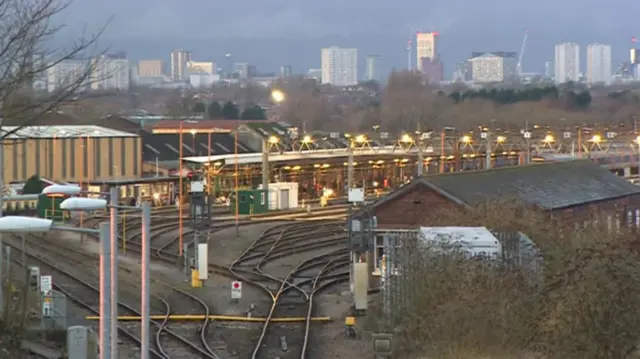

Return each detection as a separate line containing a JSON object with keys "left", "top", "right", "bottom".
{"left": 375, "top": 229, "right": 543, "bottom": 332}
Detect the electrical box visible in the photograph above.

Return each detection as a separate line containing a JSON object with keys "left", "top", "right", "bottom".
{"left": 354, "top": 262, "right": 369, "bottom": 312}
{"left": 197, "top": 243, "right": 208, "bottom": 280}
{"left": 67, "top": 326, "right": 98, "bottom": 359}
{"left": 29, "top": 266, "right": 40, "bottom": 291}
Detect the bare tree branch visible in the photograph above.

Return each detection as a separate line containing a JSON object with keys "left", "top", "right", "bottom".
{"left": 0, "top": 0, "right": 109, "bottom": 139}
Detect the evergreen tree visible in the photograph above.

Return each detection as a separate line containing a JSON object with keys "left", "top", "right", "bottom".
{"left": 221, "top": 101, "right": 239, "bottom": 119}
{"left": 22, "top": 175, "right": 44, "bottom": 194}
{"left": 192, "top": 102, "right": 206, "bottom": 113}
{"left": 241, "top": 104, "right": 267, "bottom": 120}
{"left": 207, "top": 101, "right": 222, "bottom": 118}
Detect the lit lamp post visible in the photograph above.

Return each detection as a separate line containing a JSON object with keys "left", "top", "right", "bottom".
{"left": 635, "top": 136, "right": 640, "bottom": 175}
{"left": 41, "top": 185, "right": 151, "bottom": 359}
{"left": 460, "top": 135, "right": 471, "bottom": 171}
{"left": 0, "top": 211, "right": 121, "bottom": 359}
{"left": 270, "top": 89, "right": 285, "bottom": 123}
{"left": 263, "top": 135, "right": 279, "bottom": 198}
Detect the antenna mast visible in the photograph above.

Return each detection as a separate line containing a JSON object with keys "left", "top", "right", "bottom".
{"left": 516, "top": 30, "right": 528, "bottom": 77}
{"left": 407, "top": 37, "right": 412, "bottom": 70}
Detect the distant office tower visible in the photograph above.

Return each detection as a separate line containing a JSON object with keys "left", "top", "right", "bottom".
{"left": 321, "top": 46, "right": 358, "bottom": 86}
{"left": 469, "top": 52, "right": 517, "bottom": 83}
{"left": 280, "top": 65, "right": 292, "bottom": 77}
{"left": 586, "top": 44, "right": 612, "bottom": 85}
{"left": 91, "top": 54, "right": 130, "bottom": 91}
{"left": 452, "top": 61, "right": 472, "bottom": 82}
{"left": 187, "top": 61, "right": 214, "bottom": 75}
{"left": 47, "top": 59, "right": 90, "bottom": 93}
{"left": 307, "top": 69, "right": 322, "bottom": 80}
{"left": 631, "top": 49, "right": 640, "bottom": 64}
{"left": 554, "top": 43, "right": 580, "bottom": 84}
{"left": 364, "top": 55, "right": 381, "bottom": 82}
{"left": 138, "top": 60, "right": 164, "bottom": 77}
{"left": 170, "top": 49, "right": 192, "bottom": 82}
{"left": 416, "top": 32, "right": 438, "bottom": 71}
{"left": 544, "top": 61, "right": 553, "bottom": 79}
{"left": 233, "top": 62, "right": 256, "bottom": 79}
{"left": 421, "top": 56, "right": 444, "bottom": 83}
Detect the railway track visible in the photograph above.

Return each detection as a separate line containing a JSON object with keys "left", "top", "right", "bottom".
{"left": 228, "top": 222, "right": 351, "bottom": 358}
{"left": 3, "top": 232, "right": 226, "bottom": 358}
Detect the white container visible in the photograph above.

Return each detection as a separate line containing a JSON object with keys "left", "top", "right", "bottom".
{"left": 258, "top": 182, "right": 299, "bottom": 210}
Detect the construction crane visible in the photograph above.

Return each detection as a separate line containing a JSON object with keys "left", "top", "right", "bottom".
{"left": 516, "top": 30, "right": 528, "bottom": 77}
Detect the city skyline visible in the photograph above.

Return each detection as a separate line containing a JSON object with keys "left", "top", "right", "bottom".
{"left": 52, "top": 0, "right": 640, "bottom": 78}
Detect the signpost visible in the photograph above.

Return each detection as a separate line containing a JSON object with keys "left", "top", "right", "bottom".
{"left": 231, "top": 281, "right": 242, "bottom": 300}
{"left": 40, "top": 275, "right": 52, "bottom": 293}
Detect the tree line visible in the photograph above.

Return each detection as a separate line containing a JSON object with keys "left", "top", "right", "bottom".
{"left": 271, "top": 70, "right": 640, "bottom": 133}
{"left": 448, "top": 86, "right": 593, "bottom": 109}
{"left": 192, "top": 100, "right": 267, "bottom": 120}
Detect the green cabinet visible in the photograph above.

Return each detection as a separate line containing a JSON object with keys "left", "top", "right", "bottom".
{"left": 230, "top": 189, "right": 268, "bottom": 215}
{"left": 37, "top": 194, "right": 70, "bottom": 222}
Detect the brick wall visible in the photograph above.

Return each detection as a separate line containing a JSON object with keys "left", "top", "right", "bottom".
{"left": 374, "top": 183, "right": 463, "bottom": 229}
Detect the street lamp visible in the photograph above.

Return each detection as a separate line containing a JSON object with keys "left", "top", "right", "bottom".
{"left": 47, "top": 185, "right": 119, "bottom": 357}
{"left": 39, "top": 185, "right": 152, "bottom": 359}
{"left": 635, "top": 136, "right": 640, "bottom": 176}
{"left": 271, "top": 89, "right": 285, "bottom": 103}
{"left": 60, "top": 197, "right": 152, "bottom": 359}
{"left": 0, "top": 217, "right": 117, "bottom": 359}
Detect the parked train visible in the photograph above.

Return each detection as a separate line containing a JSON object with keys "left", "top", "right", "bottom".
{"left": 3, "top": 194, "right": 70, "bottom": 221}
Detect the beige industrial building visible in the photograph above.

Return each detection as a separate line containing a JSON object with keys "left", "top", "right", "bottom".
{"left": 138, "top": 59, "right": 164, "bottom": 77}
{"left": 2, "top": 125, "right": 142, "bottom": 184}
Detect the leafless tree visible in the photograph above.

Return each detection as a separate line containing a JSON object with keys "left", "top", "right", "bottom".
{"left": 0, "top": 0, "right": 107, "bottom": 336}
{"left": 380, "top": 200, "right": 640, "bottom": 359}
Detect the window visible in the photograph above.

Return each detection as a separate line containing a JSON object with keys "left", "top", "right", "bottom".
{"left": 260, "top": 192, "right": 265, "bottom": 205}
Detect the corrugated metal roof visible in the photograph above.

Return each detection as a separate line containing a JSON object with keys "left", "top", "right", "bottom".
{"left": 360, "top": 160, "right": 640, "bottom": 214}
{"left": 426, "top": 160, "right": 640, "bottom": 210}
{"left": 1, "top": 125, "right": 137, "bottom": 138}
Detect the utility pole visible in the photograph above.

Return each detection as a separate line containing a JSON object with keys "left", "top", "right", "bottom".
{"left": 0, "top": 117, "right": 4, "bottom": 317}
{"left": 108, "top": 186, "right": 119, "bottom": 359}
{"left": 485, "top": 131, "right": 492, "bottom": 170}
{"left": 347, "top": 142, "right": 354, "bottom": 190}
{"left": 261, "top": 140, "right": 269, "bottom": 194}
{"left": 99, "top": 222, "right": 111, "bottom": 359}
{"left": 140, "top": 202, "right": 151, "bottom": 359}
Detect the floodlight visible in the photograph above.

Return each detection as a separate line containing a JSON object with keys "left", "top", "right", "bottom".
{"left": 0, "top": 216, "right": 53, "bottom": 233}
{"left": 42, "top": 184, "right": 81, "bottom": 196}
{"left": 60, "top": 197, "right": 107, "bottom": 211}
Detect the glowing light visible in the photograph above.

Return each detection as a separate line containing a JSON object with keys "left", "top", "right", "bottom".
{"left": 461, "top": 135, "right": 471, "bottom": 143}
{"left": 302, "top": 135, "right": 312, "bottom": 143}
{"left": 271, "top": 89, "right": 285, "bottom": 103}
{"left": 544, "top": 134, "right": 555, "bottom": 142}
{"left": 496, "top": 136, "right": 506, "bottom": 143}
{"left": 153, "top": 193, "right": 160, "bottom": 200}
{"left": 635, "top": 136, "right": 640, "bottom": 145}
{"left": 591, "top": 134, "right": 602, "bottom": 143}
{"left": 355, "top": 134, "right": 366, "bottom": 143}
{"left": 190, "top": 129, "right": 196, "bottom": 135}
{"left": 400, "top": 134, "right": 412, "bottom": 143}
{"left": 268, "top": 135, "right": 279, "bottom": 144}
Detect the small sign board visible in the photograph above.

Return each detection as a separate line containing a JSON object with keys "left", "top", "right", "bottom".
{"left": 231, "top": 281, "right": 242, "bottom": 299}
{"left": 348, "top": 188, "right": 364, "bottom": 203}
{"left": 42, "top": 302, "right": 52, "bottom": 317}
{"left": 40, "top": 275, "right": 52, "bottom": 293}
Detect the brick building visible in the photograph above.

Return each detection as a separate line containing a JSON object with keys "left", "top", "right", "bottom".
{"left": 357, "top": 161, "right": 640, "bottom": 284}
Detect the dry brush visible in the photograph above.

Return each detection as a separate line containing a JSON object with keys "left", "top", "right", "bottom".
{"left": 381, "top": 200, "right": 640, "bottom": 359}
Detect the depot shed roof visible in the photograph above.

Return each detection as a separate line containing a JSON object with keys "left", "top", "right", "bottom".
{"left": 0, "top": 125, "right": 137, "bottom": 139}
{"left": 365, "top": 160, "right": 640, "bottom": 212}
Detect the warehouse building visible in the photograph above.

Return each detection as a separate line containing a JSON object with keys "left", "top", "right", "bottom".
{"left": 2, "top": 125, "right": 141, "bottom": 184}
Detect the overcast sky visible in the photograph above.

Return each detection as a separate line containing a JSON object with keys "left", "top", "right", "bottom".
{"left": 56, "top": 0, "right": 640, "bottom": 77}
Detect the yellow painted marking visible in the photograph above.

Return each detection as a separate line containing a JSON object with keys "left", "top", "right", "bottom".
{"left": 84, "top": 315, "right": 332, "bottom": 322}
